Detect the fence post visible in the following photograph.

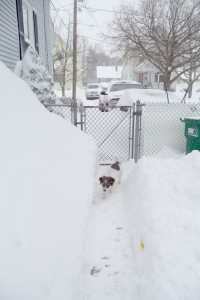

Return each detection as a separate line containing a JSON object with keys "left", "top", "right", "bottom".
{"left": 80, "top": 102, "right": 84, "bottom": 131}
{"left": 131, "top": 103, "right": 136, "bottom": 159}
{"left": 134, "top": 100, "right": 142, "bottom": 162}
{"left": 73, "top": 100, "right": 77, "bottom": 126}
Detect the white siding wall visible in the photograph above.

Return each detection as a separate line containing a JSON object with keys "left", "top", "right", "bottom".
{"left": 0, "top": 0, "right": 20, "bottom": 71}
{"left": 32, "top": 0, "right": 52, "bottom": 74}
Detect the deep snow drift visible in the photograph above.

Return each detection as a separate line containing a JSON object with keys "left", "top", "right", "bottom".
{"left": 0, "top": 62, "right": 97, "bottom": 300}
{"left": 124, "top": 150, "right": 200, "bottom": 299}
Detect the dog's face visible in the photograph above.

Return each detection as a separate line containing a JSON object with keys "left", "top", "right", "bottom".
{"left": 99, "top": 176, "right": 115, "bottom": 192}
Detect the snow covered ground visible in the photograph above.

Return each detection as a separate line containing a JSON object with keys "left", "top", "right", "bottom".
{"left": 1, "top": 60, "right": 200, "bottom": 300}
{"left": 0, "top": 62, "right": 97, "bottom": 300}
{"left": 75, "top": 148, "right": 200, "bottom": 300}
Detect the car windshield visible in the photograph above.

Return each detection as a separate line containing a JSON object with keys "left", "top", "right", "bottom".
{"left": 102, "top": 87, "right": 107, "bottom": 91}
{"left": 110, "top": 83, "right": 143, "bottom": 92}
{"left": 88, "top": 85, "right": 99, "bottom": 89}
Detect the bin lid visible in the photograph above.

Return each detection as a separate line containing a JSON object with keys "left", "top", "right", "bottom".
{"left": 183, "top": 116, "right": 200, "bottom": 121}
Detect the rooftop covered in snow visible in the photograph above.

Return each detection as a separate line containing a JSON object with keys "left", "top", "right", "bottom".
{"left": 96, "top": 66, "right": 123, "bottom": 80}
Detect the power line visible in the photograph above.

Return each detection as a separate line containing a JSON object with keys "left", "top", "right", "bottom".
{"left": 83, "top": 6, "right": 116, "bottom": 13}
{"left": 53, "top": 6, "right": 117, "bottom": 13}
{"left": 82, "top": 4, "right": 104, "bottom": 35}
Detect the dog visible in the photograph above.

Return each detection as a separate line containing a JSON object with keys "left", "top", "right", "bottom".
{"left": 99, "top": 158, "right": 122, "bottom": 198}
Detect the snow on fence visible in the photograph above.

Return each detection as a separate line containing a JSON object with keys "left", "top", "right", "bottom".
{"left": 139, "top": 102, "right": 200, "bottom": 158}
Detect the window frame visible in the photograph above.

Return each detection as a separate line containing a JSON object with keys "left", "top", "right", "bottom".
{"left": 155, "top": 73, "right": 164, "bottom": 83}
{"left": 22, "top": 0, "right": 35, "bottom": 46}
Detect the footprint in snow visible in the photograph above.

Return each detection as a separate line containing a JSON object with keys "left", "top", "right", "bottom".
{"left": 116, "top": 227, "right": 123, "bottom": 230}
{"left": 90, "top": 266, "right": 101, "bottom": 276}
{"left": 101, "top": 256, "right": 110, "bottom": 260}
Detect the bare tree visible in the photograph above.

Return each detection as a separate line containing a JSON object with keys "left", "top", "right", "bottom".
{"left": 178, "top": 48, "right": 200, "bottom": 98}
{"left": 108, "top": 0, "right": 200, "bottom": 91}
{"left": 53, "top": 21, "right": 73, "bottom": 96}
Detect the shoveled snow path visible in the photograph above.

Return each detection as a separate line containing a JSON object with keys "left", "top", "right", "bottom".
{"left": 79, "top": 167, "right": 139, "bottom": 300}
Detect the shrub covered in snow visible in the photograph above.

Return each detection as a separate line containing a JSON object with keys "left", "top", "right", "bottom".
{"left": 15, "top": 45, "right": 57, "bottom": 105}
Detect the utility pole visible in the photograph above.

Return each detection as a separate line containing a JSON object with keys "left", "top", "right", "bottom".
{"left": 72, "top": 0, "right": 78, "bottom": 126}
{"left": 72, "top": 0, "right": 83, "bottom": 126}
{"left": 72, "top": 0, "right": 77, "bottom": 104}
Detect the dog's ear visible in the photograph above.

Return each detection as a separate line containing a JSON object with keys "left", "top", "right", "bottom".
{"left": 108, "top": 177, "right": 115, "bottom": 185}
{"left": 99, "top": 177, "right": 104, "bottom": 183}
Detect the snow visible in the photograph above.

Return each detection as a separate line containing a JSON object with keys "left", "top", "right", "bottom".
{"left": 0, "top": 62, "right": 97, "bottom": 300}
{"left": 15, "top": 46, "right": 57, "bottom": 105}
{"left": 55, "top": 88, "right": 99, "bottom": 106}
{"left": 124, "top": 149, "right": 200, "bottom": 299}
{"left": 97, "top": 66, "right": 123, "bottom": 79}
{"left": 1, "top": 60, "right": 200, "bottom": 300}
{"left": 117, "top": 86, "right": 200, "bottom": 106}
{"left": 118, "top": 88, "right": 182, "bottom": 106}
{"left": 77, "top": 148, "right": 200, "bottom": 300}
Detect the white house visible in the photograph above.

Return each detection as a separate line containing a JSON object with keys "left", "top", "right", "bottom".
{"left": 96, "top": 66, "right": 123, "bottom": 83}
{"left": 0, "top": 0, "right": 53, "bottom": 74}
{"left": 121, "top": 57, "right": 176, "bottom": 91}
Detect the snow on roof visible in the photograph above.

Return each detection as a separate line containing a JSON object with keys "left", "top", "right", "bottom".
{"left": 97, "top": 66, "right": 123, "bottom": 79}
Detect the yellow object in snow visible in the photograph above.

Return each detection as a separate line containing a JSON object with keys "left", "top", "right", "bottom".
{"left": 140, "top": 241, "right": 144, "bottom": 249}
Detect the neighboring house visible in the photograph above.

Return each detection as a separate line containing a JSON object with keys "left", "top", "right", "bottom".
{"left": 0, "top": 0, "right": 53, "bottom": 74}
{"left": 96, "top": 66, "right": 123, "bottom": 83}
{"left": 53, "top": 51, "right": 83, "bottom": 91}
{"left": 121, "top": 57, "right": 176, "bottom": 91}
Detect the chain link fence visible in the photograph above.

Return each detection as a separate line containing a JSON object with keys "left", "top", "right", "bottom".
{"left": 45, "top": 104, "right": 75, "bottom": 124}
{"left": 138, "top": 102, "right": 200, "bottom": 158}
{"left": 44, "top": 100, "right": 200, "bottom": 163}
{"left": 82, "top": 106, "right": 133, "bottom": 163}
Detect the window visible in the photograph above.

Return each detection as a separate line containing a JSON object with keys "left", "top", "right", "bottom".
{"left": 155, "top": 73, "right": 164, "bottom": 83}
{"left": 110, "top": 83, "right": 143, "bottom": 92}
{"left": 16, "top": 0, "right": 39, "bottom": 58}
{"left": 22, "top": 2, "right": 30, "bottom": 41}
{"left": 21, "top": 0, "right": 36, "bottom": 46}
{"left": 88, "top": 84, "right": 99, "bottom": 89}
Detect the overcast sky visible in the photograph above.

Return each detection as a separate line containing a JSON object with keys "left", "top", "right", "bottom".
{"left": 51, "top": 0, "right": 129, "bottom": 51}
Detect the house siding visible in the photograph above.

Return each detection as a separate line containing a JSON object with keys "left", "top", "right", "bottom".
{"left": 0, "top": 0, "right": 20, "bottom": 71}
{"left": 32, "top": 0, "right": 52, "bottom": 74}
{"left": 0, "top": 0, "right": 52, "bottom": 74}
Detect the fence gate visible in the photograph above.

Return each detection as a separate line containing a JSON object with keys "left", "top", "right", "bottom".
{"left": 45, "top": 102, "right": 140, "bottom": 163}
{"left": 81, "top": 105, "right": 135, "bottom": 163}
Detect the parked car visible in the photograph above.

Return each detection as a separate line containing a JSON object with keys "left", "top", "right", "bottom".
{"left": 99, "top": 80, "right": 143, "bottom": 111}
{"left": 85, "top": 83, "right": 101, "bottom": 100}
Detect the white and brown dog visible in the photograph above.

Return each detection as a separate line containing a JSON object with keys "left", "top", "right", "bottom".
{"left": 99, "top": 159, "right": 122, "bottom": 198}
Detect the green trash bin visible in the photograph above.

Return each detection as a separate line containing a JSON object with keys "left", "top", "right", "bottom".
{"left": 182, "top": 117, "right": 200, "bottom": 154}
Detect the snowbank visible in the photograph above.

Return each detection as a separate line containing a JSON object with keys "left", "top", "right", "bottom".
{"left": 0, "top": 62, "right": 97, "bottom": 300}
{"left": 124, "top": 150, "right": 200, "bottom": 299}
{"left": 118, "top": 88, "right": 182, "bottom": 106}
